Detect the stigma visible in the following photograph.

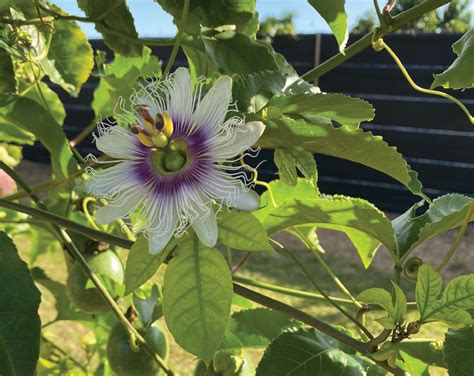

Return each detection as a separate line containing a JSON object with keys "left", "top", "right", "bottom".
{"left": 130, "top": 105, "right": 174, "bottom": 148}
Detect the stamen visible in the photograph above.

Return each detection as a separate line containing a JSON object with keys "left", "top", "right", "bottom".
{"left": 154, "top": 113, "right": 164, "bottom": 131}
{"left": 136, "top": 132, "right": 154, "bottom": 147}
{"left": 134, "top": 105, "right": 156, "bottom": 134}
{"left": 162, "top": 112, "right": 174, "bottom": 138}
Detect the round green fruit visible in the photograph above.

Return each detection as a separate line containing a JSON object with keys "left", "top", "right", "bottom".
{"left": 107, "top": 322, "right": 169, "bottom": 376}
{"left": 66, "top": 250, "right": 124, "bottom": 314}
{"left": 194, "top": 351, "right": 254, "bottom": 376}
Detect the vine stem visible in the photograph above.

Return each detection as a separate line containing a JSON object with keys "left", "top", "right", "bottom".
{"left": 0, "top": 163, "right": 174, "bottom": 376}
{"left": 378, "top": 40, "right": 473, "bottom": 124}
{"left": 279, "top": 246, "right": 374, "bottom": 340}
{"left": 163, "top": 0, "right": 190, "bottom": 77}
{"left": 233, "top": 283, "right": 406, "bottom": 376}
{"left": 292, "top": 228, "right": 361, "bottom": 307}
{"left": 37, "top": 0, "right": 123, "bottom": 23}
{"left": 301, "top": 0, "right": 450, "bottom": 81}
{"left": 436, "top": 202, "right": 474, "bottom": 272}
{"left": 1, "top": 194, "right": 406, "bottom": 373}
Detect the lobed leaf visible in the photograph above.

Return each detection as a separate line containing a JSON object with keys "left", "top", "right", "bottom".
{"left": 0, "top": 232, "right": 41, "bottom": 376}
{"left": 262, "top": 195, "right": 397, "bottom": 256}
{"left": 42, "top": 5, "right": 94, "bottom": 96}
{"left": 156, "top": 0, "right": 255, "bottom": 35}
{"left": 307, "top": 0, "right": 348, "bottom": 52}
{"left": 163, "top": 235, "right": 233, "bottom": 363}
{"left": 431, "top": 28, "right": 474, "bottom": 90}
{"left": 267, "top": 93, "right": 375, "bottom": 128}
{"left": 202, "top": 30, "right": 279, "bottom": 75}
{"left": 256, "top": 116, "right": 424, "bottom": 197}
{"left": 416, "top": 264, "right": 474, "bottom": 325}
{"left": 274, "top": 147, "right": 318, "bottom": 187}
{"left": 78, "top": 0, "right": 142, "bottom": 57}
{"left": 394, "top": 194, "right": 474, "bottom": 259}
{"left": 0, "top": 49, "right": 16, "bottom": 93}
{"left": 0, "top": 94, "right": 78, "bottom": 177}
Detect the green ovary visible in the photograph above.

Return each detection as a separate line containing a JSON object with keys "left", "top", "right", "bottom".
{"left": 151, "top": 140, "right": 190, "bottom": 175}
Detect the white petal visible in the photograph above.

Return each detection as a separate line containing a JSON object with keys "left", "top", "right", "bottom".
{"left": 190, "top": 203, "right": 217, "bottom": 248}
{"left": 228, "top": 189, "right": 260, "bottom": 211}
{"left": 202, "top": 171, "right": 260, "bottom": 212}
{"left": 148, "top": 226, "right": 175, "bottom": 255}
{"left": 95, "top": 126, "right": 142, "bottom": 160}
{"left": 86, "top": 162, "right": 137, "bottom": 197}
{"left": 212, "top": 121, "right": 265, "bottom": 160}
{"left": 193, "top": 76, "right": 232, "bottom": 133}
{"left": 95, "top": 189, "right": 145, "bottom": 225}
{"left": 168, "top": 68, "right": 193, "bottom": 122}
{"left": 147, "top": 199, "right": 179, "bottom": 255}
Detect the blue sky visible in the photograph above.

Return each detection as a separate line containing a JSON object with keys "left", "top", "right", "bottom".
{"left": 54, "top": 0, "right": 375, "bottom": 38}
{"left": 55, "top": 0, "right": 473, "bottom": 38}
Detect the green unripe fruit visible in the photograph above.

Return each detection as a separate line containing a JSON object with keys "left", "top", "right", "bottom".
{"left": 66, "top": 250, "right": 124, "bottom": 314}
{"left": 194, "top": 351, "right": 254, "bottom": 376}
{"left": 107, "top": 322, "right": 169, "bottom": 376}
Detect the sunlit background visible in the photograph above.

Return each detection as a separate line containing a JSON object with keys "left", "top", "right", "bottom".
{"left": 52, "top": 0, "right": 474, "bottom": 38}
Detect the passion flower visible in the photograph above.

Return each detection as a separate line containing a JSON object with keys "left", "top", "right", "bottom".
{"left": 87, "top": 68, "right": 265, "bottom": 254}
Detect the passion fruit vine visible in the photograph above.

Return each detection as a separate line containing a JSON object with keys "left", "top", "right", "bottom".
{"left": 66, "top": 250, "right": 124, "bottom": 314}
{"left": 107, "top": 321, "right": 169, "bottom": 376}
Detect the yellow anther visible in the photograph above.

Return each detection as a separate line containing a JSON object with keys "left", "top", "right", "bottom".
{"left": 136, "top": 133, "right": 154, "bottom": 147}
{"left": 162, "top": 112, "right": 174, "bottom": 138}
{"left": 142, "top": 119, "right": 156, "bottom": 134}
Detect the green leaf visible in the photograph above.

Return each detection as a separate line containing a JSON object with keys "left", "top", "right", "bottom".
{"left": 232, "top": 70, "right": 315, "bottom": 113}
{"left": 202, "top": 30, "right": 279, "bottom": 75}
{"left": 0, "top": 94, "right": 77, "bottom": 177}
{"left": 267, "top": 93, "right": 375, "bottom": 128}
{"left": 0, "top": 143, "right": 22, "bottom": 167}
{"left": 77, "top": 0, "right": 143, "bottom": 57}
{"left": 398, "top": 339, "right": 445, "bottom": 367}
{"left": 254, "top": 178, "right": 319, "bottom": 224}
{"left": 256, "top": 328, "right": 364, "bottom": 375}
{"left": 416, "top": 264, "right": 474, "bottom": 325}
{"left": 0, "top": 232, "right": 41, "bottom": 376}
{"left": 163, "top": 235, "right": 233, "bottom": 363}
{"left": 358, "top": 284, "right": 407, "bottom": 325}
{"left": 394, "top": 194, "right": 474, "bottom": 259}
{"left": 431, "top": 28, "right": 474, "bottom": 90}
{"left": 124, "top": 234, "right": 175, "bottom": 295}
{"left": 256, "top": 116, "right": 424, "bottom": 197}
{"left": 307, "top": 0, "right": 348, "bottom": 52}
{"left": 0, "top": 49, "right": 16, "bottom": 93}
{"left": 183, "top": 43, "right": 219, "bottom": 83}
{"left": 92, "top": 47, "right": 161, "bottom": 118}
{"left": 22, "top": 81, "right": 66, "bottom": 125}
{"left": 0, "top": 122, "right": 34, "bottom": 145}
{"left": 156, "top": 0, "right": 255, "bottom": 35}
{"left": 218, "top": 210, "right": 273, "bottom": 252}
{"left": 262, "top": 195, "right": 397, "bottom": 255}
{"left": 444, "top": 327, "right": 474, "bottom": 376}
{"left": 41, "top": 5, "right": 93, "bottom": 96}
{"left": 399, "top": 351, "right": 430, "bottom": 376}
{"left": 274, "top": 147, "right": 318, "bottom": 187}
{"left": 221, "top": 308, "right": 298, "bottom": 351}
{"left": 133, "top": 284, "right": 163, "bottom": 328}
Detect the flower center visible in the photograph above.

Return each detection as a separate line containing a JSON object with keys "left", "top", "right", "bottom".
{"left": 151, "top": 140, "right": 190, "bottom": 175}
